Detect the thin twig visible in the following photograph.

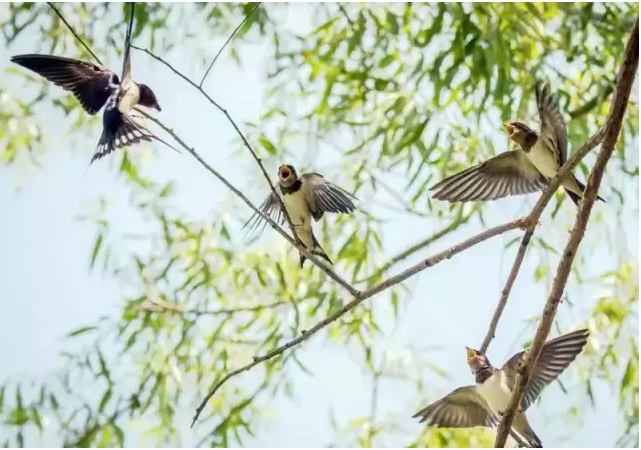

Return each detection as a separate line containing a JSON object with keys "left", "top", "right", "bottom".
{"left": 495, "top": 18, "right": 638, "bottom": 448}
{"left": 337, "top": 3, "right": 355, "bottom": 26}
{"left": 135, "top": 297, "right": 290, "bottom": 316}
{"left": 358, "top": 206, "right": 477, "bottom": 284}
{"left": 132, "top": 45, "right": 308, "bottom": 257}
{"left": 569, "top": 84, "right": 615, "bottom": 119}
{"left": 479, "top": 229, "right": 532, "bottom": 354}
{"left": 47, "top": 2, "right": 103, "bottom": 65}
{"left": 199, "top": 2, "right": 261, "bottom": 87}
{"left": 479, "top": 127, "right": 606, "bottom": 353}
{"left": 136, "top": 109, "right": 360, "bottom": 298}
{"left": 191, "top": 217, "right": 526, "bottom": 426}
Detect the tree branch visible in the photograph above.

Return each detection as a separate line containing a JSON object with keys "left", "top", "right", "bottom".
{"left": 136, "top": 109, "right": 360, "bottom": 298}
{"left": 358, "top": 206, "right": 477, "bottom": 284}
{"left": 198, "top": 2, "right": 261, "bottom": 87}
{"left": 337, "top": 3, "right": 355, "bottom": 26}
{"left": 191, "top": 217, "right": 526, "bottom": 426}
{"left": 134, "top": 296, "right": 289, "bottom": 316}
{"left": 478, "top": 127, "right": 607, "bottom": 353}
{"left": 47, "top": 2, "right": 103, "bottom": 65}
{"left": 132, "top": 45, "right": 314, "bottom": 268}
{"left": 569, "top": 84, "right": 615, "bottom": 119}
{"left": 494, "top": 18, "right": 638, "bottom": 448}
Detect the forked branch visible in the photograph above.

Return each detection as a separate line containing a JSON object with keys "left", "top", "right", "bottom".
{"left": 494, "top": 18, "right": 638, "bottom": 448}
{"left": 191, "top": 217, "right": 526, "bottom": 425}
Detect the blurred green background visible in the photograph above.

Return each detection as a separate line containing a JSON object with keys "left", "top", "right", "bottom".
{"left": 0, "top": 2, "right": 638, "bottom": 447}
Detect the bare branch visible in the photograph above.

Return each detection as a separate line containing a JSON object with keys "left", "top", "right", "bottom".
{"left": 479, "top": 229, "right": 533, "bottom": 354}
{"left": 477, "top": 55, "right": 621, "bottom": 355}
{"left": 47, "top": 2, "right": 103, "bottom": 65}
{"left": 494, "top": 18, "right": 639, "bottom": 448}
{"left": 569, "top": 84, "right": 615, "bottom": 119}
{"left": 191, "top": 217, "right": 526, "bottom": 426}
{"left": 135, "top": 297, "right": 289, "bottom": 316}
{"left": 358, "top": 206, "right": 477, "bottom": 284}
{"left": 478, "top": 126, "right": 606, "bottom": 353}
{"left": 132, "top": 45, "right": 312, "bottom": 266}
{"left": 136, "top": 109, "right": 360, "bottom": 298}
{"left": 199, "top": 2, "right": 261, "bottom": 87}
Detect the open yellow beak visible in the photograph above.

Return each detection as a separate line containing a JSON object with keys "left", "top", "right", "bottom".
{"left": 466, "top": 347, "right": 476, "bottom": 360}
{"left": 278, "top": 167, "right": 291, "bottom": 179}
{"left": 503, "top": 122, "right": 515, "bottom": 137}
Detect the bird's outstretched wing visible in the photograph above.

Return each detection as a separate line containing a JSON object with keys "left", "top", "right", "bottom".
{"left": 535, "top": 80, "right": 568, "bottom": 164}
{"left": 413, "top": 386, "right": 498, "bottom": 428}
{"left": 502, "top": 328, "right": 589, "bottom": 411}
{"left": 300, "top": 173, "right": 357, "bottom": 221}
{"left": 11, "top": 54, "right": 118, "bottom": 115}
{"left": 242, "top": 187, "right": 285, "bottom": 238}
{"left": 430, "top": 150, "right": 548, "bottom": 203}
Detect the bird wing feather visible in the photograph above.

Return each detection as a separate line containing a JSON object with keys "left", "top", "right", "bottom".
{"left": 535, "top": 80, "right": 568, "bottom": 165}
{"left": 300, "top": 173, "right": 357, "bottom": 221}
{"left": 501, "top": 329, "right": 589, "bottom": 411}
{"left": 430, "top": 150, "right": 548, "bottom": 202}
{"left": 11, "top": 54, "right": 117, "bottom": 115}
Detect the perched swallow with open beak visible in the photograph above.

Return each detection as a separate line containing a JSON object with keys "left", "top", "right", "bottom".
{"left": 243, "top": 164, "right": 357, "bottom": 267}
{"left": 413, "top": 328, "right": 589, "bottom": 448}
{"left": 430, "top": 81, "right": 604, "bottom": 206}
{"left": 10, "top": 4, "right": 175, "bottom": 163}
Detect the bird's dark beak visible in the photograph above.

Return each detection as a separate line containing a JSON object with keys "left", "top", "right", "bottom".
{"left": 466, "top": 347, "right": 475, "bottom": 361}
{"left": 154, "top": 103, "right": 162, "bottom": 112}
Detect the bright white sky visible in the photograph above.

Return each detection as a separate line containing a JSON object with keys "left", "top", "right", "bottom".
{"left": 0, "top": 4, "right": 638, "bottom": 448}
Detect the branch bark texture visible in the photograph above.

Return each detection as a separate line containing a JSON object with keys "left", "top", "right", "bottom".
{"left": 494, "top": 18, "right": 639, "bottom": 447}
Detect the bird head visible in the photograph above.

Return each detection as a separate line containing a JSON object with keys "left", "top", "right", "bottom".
{"left": 466, "top": 347, "right": 490, "bottom": 373}
{"left": 138, "top": 84, "right": 161, "bottom": 111}
{"left": 278, "top": 164, "right": 297, "bottom": 187}
{"left": 503, "top": 121, "right": 537, "bottom": 150}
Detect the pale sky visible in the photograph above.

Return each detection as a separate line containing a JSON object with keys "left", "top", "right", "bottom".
{"left": 0, "top": 4, "right": 638, "bottom": 447}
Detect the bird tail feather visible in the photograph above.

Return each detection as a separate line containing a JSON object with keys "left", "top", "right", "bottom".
{"left": 299, "top": 233, "right": 333, "bottom": 268}
{"left": 565, "top": 175, "right": 605, "bottom": 207}
{"left": 91, "top": 112, "right": 179, "bottom": 164}
{"left": 512, "top": 411, "right": 543, "bottom": 448}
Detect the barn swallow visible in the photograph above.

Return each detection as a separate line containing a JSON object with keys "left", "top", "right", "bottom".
{"left": 430, "top": 81, "right": 604, "bottom": 206}
{"left": 243, "top": 164, "right": 357, "bottom": 267}
{"left": 9, "top": 54, "right": 160, "bottom": 116}
{"left": 10, "top": 4, "right": 175, "bottom": 163}
{"left": 413, "top": 328, "right": 589, "bottom": 448}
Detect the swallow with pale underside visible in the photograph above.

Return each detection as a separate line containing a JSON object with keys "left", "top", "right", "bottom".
{"left": 243, "top": 164, "right": 357, "bottom": 267}
{"left": 413, "top": 328, "right": 590, "bottom": 448}
{"left": 10, "top": 4, "right": 176, "bottom": 163}
{"left": 430, "top": 81, "right": 604, "bottom": 206}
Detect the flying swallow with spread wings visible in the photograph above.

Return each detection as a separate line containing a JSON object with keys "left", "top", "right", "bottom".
{"left": 11, "top": 3, "right": 176, "bottom": 163}
{"left": 413, "top": 328, "right": 589, "bottom": 447}
{"left": 430, "top": 81, "right": 604, "bottom": 206}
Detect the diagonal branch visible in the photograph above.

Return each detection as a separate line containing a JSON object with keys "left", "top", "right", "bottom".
{"left": 479, "top": 128, "right": 606, "bottom": 353}
{"left": 199, "top": 2, "right": 261, "bottom": 87}
{"left": 191, "top": 217, "right": 526, "bottom": 426}
{"left": 569, "top": 84, "right": 615, "bottom": 119}
{"left": 135, "top": 295, "right": 289, "bottom": 316}
{"left": 136, "top": 109, "right": 360, "bottom": 298}
{"left": 132, "top": 45, "right": 311, "bottom": 260}
{"left": 358, "top": 205, "right": 477, "bottom": 284}
{"left": 494, "top": 17, "right": 638, "bottom": 448}
{"left": 47, "top": 2, "right": 104, "bottom": 65}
